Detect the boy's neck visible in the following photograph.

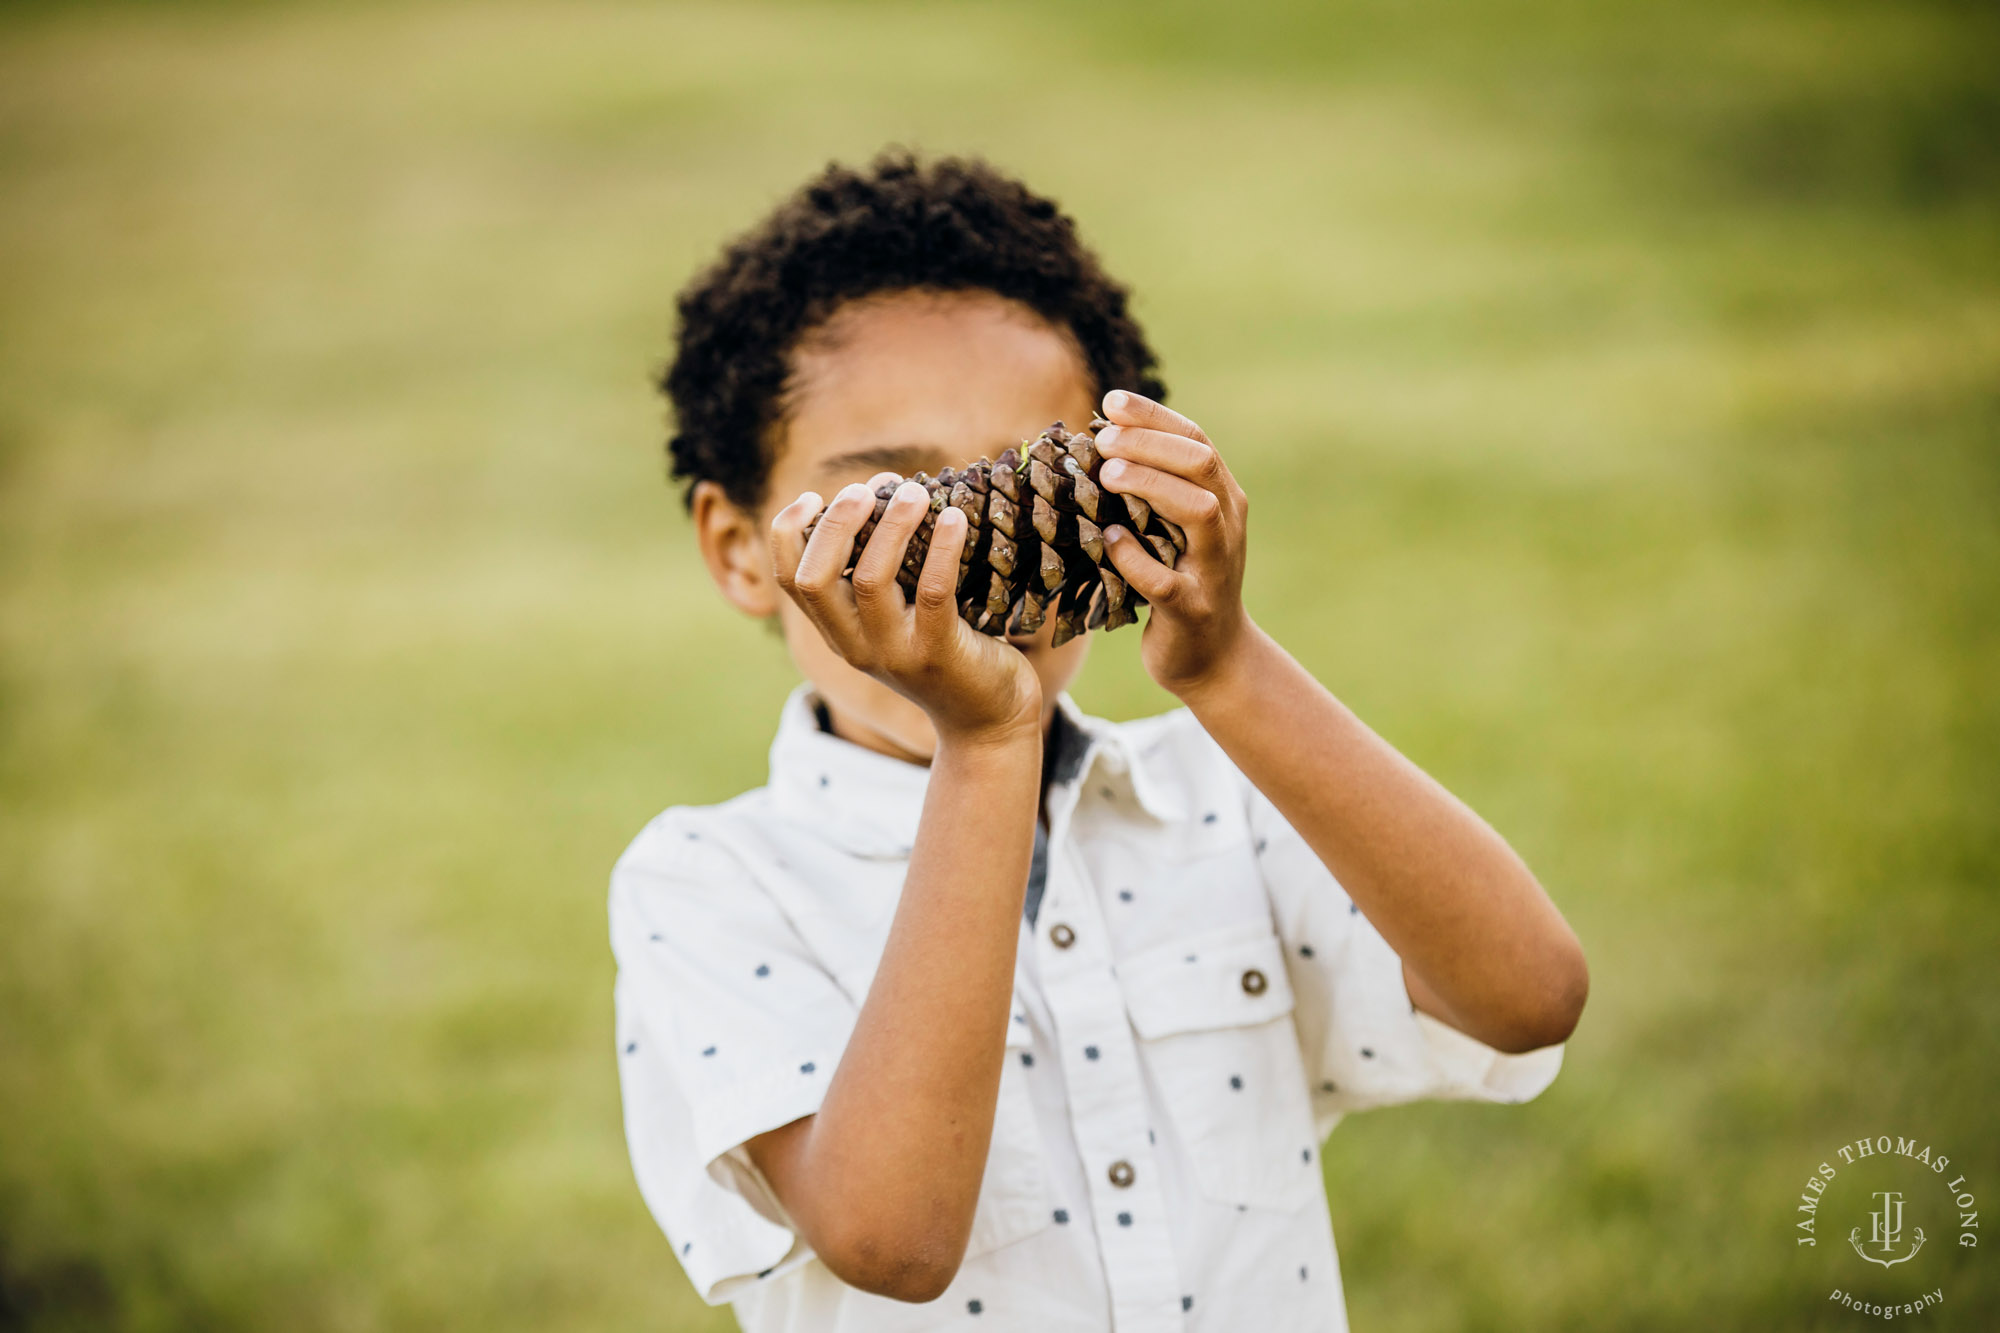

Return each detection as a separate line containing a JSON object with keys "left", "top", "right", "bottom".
{"left": 811, "top": 693, "right": 936, "bottom": 765}
{"left": 810, "top": 691, "right": 1069, "bottom": 814}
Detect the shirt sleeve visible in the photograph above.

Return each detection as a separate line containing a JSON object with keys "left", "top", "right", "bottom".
{"left": 1238, "top": 775, "right": 1564, "bottom": 1135}
{"left": 609, "top": 810, "right": 860, "bottom": 1304}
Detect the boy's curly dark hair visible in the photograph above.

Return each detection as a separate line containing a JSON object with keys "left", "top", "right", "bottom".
{"left": 661, "top": 150, "right": 1168, "bottom": 511}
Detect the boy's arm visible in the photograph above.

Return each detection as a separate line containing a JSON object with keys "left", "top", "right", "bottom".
{"left": 1096, "top": 392, "right": 1588, "bottom": 1055}
{"left": 748, "top": 480, "right": 1043, "bottom": 1302}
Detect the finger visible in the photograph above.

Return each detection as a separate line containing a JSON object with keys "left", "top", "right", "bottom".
{"left": 1103, "top": 523, "right": 1184, "bottom": 606}
{"left": 795, "top": 481, "right": 873, "bottom": 584}
{"left": 851, "top": 481, "right": 929, "bottom": 635}
{"left": 912, "top": 506, "right": 969, "bottom": 648}
{"left": 864, "top": 470, "right": 902, "bottom": 492}
{"left": 790, "top": 482, "right": 872, "bottom": 640}
{"left": 768, "top": 490, "right": 823, "bottom": 594}
{"left": 1094, "top": 423, "right": 1233, "bottom": 496}
{"left": 1101, "top": 389, "right": 1210, "bottom": 445}
{"left": 1098, "top": 457, "right": 1226, "bottom": 549}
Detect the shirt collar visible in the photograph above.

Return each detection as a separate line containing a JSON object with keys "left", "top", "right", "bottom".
{"left": 1050, "top": 691, "right": 1188, "bottom": 824}
{"left": 766, "top": 683, "right": 1183, "bottom": 858}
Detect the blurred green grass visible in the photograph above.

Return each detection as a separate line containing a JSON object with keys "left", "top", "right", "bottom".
{"left": 1, "top": 1, "right": 1995, "bottom": 1329}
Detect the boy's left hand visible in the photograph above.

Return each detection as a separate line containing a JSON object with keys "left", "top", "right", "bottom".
{"left": 1095, "top": 390, "right": 1254, "bottom": 699}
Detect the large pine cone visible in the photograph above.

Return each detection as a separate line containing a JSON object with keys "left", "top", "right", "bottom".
{"left": 800, "top": 419, "right": 1186, "bottom": 646}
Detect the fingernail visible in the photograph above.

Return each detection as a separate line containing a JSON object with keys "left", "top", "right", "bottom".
{"left": 1101, "top": 458, "right": 1127, "bottom": 485}
{"left": 839, "top": 482, "right": 868, "bottom": 499}
{"left": 895, "top": 479, "right": 927, "bottom": 501}
{"left": 1105, "top": 390, "right": 1130, "bottom": 413}
{"left": 938, "top": 506, "right": 965, "bottom": 528}
{"left": 1104, "top": 524, "right": 1127, "bottom": 542}
{"left": 1095, "top": 424, "right": 1121, "bottom": 448}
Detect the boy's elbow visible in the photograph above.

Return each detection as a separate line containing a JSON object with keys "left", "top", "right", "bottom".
{"left": 875, "top": 1264, "right": 961, "bottom": 1304}
{"left": 856, "top": 1257, "right": 960, "bottom": 1305}
{"left": 1499, "top": 942, "right": 1589, "bottom": 1053}
{"left": 815, "top": 1222, "right": 966, "bottom": 1303}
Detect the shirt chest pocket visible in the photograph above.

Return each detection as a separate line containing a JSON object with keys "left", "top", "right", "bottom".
{"left": 1123, "top": 923, "right": 1322, "bottom": 1213}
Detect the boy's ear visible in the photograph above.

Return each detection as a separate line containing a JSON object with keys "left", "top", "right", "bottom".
{"left": 691, "top": 480, "right": 779, "bottom": 618}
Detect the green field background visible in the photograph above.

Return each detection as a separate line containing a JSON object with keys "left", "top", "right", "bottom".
{"left": 2, "top": 1, "right": 1995, "bottom": 1329}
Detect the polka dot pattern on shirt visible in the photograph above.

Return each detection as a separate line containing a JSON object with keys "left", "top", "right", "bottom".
{"left": 608, "top": 687, "right": 1568, "bottom": 1329}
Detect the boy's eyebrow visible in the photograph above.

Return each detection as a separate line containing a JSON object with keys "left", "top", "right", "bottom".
{"left": 813, "top": 444, "right": 956, "bottom": 479}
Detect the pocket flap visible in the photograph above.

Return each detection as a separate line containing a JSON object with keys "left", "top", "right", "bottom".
{"left": 1120, "top": 922, "right": 1296, "bottom": 1039}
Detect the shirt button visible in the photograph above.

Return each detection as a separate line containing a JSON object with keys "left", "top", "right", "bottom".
{"left": 1241, "top": 968, "right": 1268, "bottom": 996}
{"left": 1050, "top": 923, "right": 1076, "bottom": 949}
{"left": 1107, "top": 1160, "right": 1136, "bottom": 1189}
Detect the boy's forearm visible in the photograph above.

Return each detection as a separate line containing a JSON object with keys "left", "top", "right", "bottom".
{"left": 756, "top": 724, "right": 1041, "bottom": 1298}
{"left": 1182, "top": 624, "right": 1587, "bottom": 1053}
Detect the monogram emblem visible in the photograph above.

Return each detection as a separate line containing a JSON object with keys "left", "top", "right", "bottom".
{"left": 1848, "top": 1190, "right": 1926, "bottom": 1269}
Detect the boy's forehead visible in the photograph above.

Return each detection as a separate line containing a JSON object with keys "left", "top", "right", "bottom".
{"left": 774, "top": 290, "right": 1097, "bottom": 495}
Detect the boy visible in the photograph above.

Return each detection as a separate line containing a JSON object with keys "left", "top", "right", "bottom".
{"left": 612, "top": 152, "right": 1587, "bottom": 1332}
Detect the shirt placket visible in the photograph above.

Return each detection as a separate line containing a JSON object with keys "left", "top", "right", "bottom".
{"left": 1036, "top": 774, "right": 1186, "bottom": 1332}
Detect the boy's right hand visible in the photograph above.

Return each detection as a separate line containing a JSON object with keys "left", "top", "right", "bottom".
{"left": 771, "top": 480, "right": 1043, "bottom": 748}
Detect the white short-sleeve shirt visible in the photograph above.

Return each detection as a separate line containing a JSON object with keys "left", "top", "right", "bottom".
{"left": 610, "top": 685, "right": 1562, "bottom": 1332}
